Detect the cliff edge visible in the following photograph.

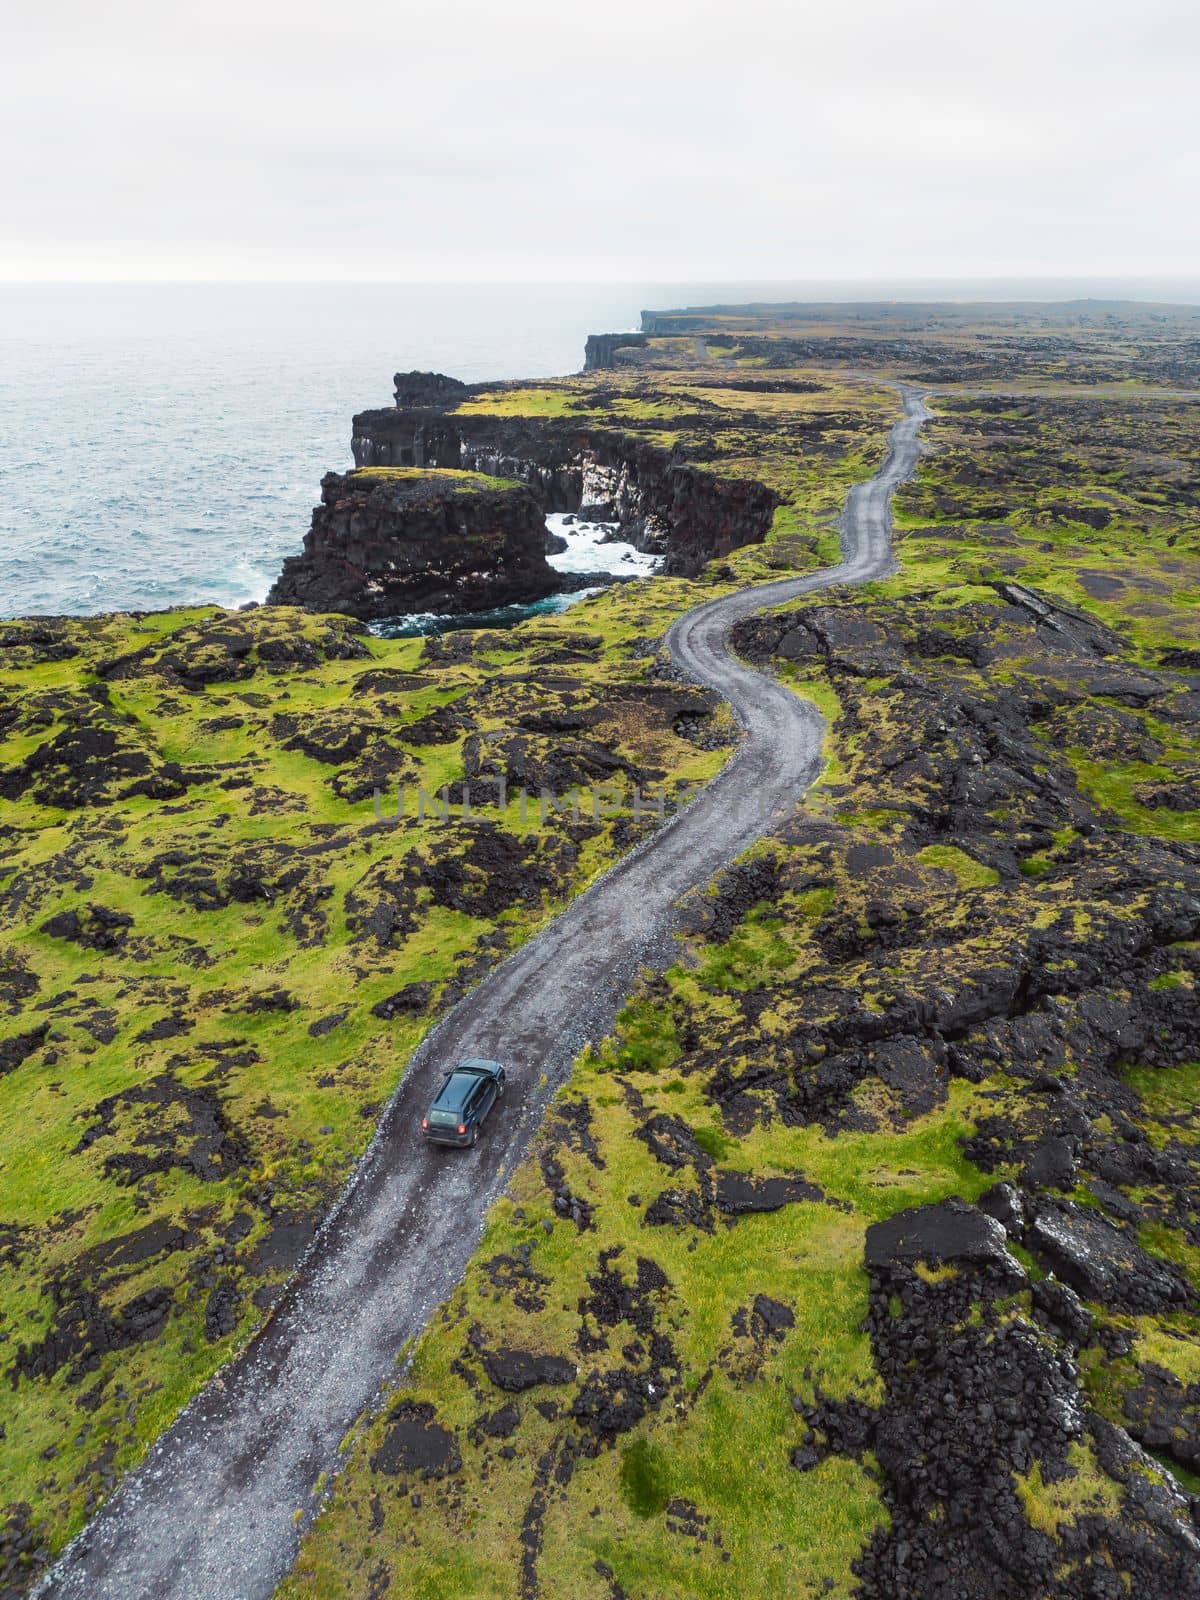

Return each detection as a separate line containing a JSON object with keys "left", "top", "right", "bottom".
{"left": 266, "top": 467, "right": 563, "bottom": 620}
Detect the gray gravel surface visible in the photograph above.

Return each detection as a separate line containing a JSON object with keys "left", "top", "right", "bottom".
{"left": 37, "top": 385, "right": 929, "bottom": 1600}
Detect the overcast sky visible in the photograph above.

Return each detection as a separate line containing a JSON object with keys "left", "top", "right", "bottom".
{"left": 3, "top": 0, "right": 1197, "bottom": 282}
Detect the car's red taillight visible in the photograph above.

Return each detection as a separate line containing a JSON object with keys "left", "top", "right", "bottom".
{"left": 457, "top": 1124, "right": 466, "bottom": 1135}
{"left": 421, "top": 1118, "right": 428, "bottom": 1129}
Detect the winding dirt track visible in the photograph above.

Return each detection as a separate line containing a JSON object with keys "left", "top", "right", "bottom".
{"left": 39, "top": 385, "right": 929, "bottom": 1600}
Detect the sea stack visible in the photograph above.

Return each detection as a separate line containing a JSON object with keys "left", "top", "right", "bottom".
{"left": 266, "top": 467, "right": 565, "bottom": 620}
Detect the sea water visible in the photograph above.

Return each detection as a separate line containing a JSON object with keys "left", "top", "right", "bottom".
{"left": 7, "top": 277, "right": 1190, "bottom": 622}
{"left": 372, "top": 512, "right": 663, "bottom": 638}
{"left": 0, "top": 280, "right": 733, "bottom": 620}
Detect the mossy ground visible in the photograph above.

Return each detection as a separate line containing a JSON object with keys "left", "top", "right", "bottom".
{"left": 282, "top": 1002, "right": 993, "bottom": 1600}
{"left": 0, "top": 591, "right": 727, "bottom": 1555}
{"left": 348, "top": 466, "right": 526, "bottom": 494}
{"left": 4, "top": 306, "right": 1199, "bottom": 1594}
{"left": 891, "top": 392, "right": 1200, "bottom": 659}
{"left": 0, "top": 368, "right": 900, "bottom": 1574}
{"left": 285, "top": 314, "right": 1199, "bottom": 1597}
{"left": 636, "top": 299, "right": 1200, "bottom": 388}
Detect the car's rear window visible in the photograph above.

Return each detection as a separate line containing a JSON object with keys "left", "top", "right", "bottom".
{"left": 428, "top": 1108, "right": 461, "bottom": 1127}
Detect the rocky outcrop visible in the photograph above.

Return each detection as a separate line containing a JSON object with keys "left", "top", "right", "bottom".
{"left": 802, "top": 1197, "right": 1200, "bottom": 1600}
{"left": 352, "top": 390, "right": 779, "bottom": 578}
{"left": 481, "top": 1347, "right": 577, "bottom": 1392}
{"left": 266, "top": 469, "right": 564, "bottom": 620}
{"left": 392, "top": 370, "right": 470, "bottom": 408}
{"left": 583, "top": 333, "right": 648, "bottom": 370}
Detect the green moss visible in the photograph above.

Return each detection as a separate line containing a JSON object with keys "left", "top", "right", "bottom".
{"left": 1148, "top": 970, "right": 1192, "bottom": 992}
{"left": 607, "top": 996, "right": 681, "bottom": 1072}
{"left": 453, "top": 385, "right": 588, "bottom": 418}
{"left": 348, "top": 465, "right": 524, "bottom": 492}
{"left": 695, "top": 907, "right": 792, "bottom": 990}
{"left": 1066, "top": 753, "right": 1199, "bottom": 842}
{"left": 691, "top": 1124, "right": 734, "bottom": 1162}
{"left": 917, "top": 845, "right": 1000, "bottom": 890}
{"left": 1006, "top": 1242, "right": 1045, "bottom": 1282}
{"left": 1149, "top": 1453, "right": 1200, "bottom": 1495}
{"left": 1014, "top": 1443, "right": 1123, "bottom": 1536}
{"left": 1126, "top": 1056, "right": 1200, "bottom": 1145}
{"left": 619, "top": 1437, "right": 672, "bottom": 1518}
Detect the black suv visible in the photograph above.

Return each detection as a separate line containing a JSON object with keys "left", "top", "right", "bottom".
{"left": 421, "top": 1058, "right": 506, "bottom": 1147}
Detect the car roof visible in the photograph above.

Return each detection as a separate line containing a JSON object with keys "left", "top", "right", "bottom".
{"left": 432, "top": 1072, "right": 481, "bottom": 1111}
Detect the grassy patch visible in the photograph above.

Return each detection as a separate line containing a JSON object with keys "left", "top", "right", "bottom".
{"left": 619, "top": 1438, "right": 672, "bottom": 1518}
{"left": 916, "top": 845, "right": 1000, "bottom": 890}
{"left": 348, "top": 466, "right": 524, "bottom": 492}
{"left": 1014, "top": 1443, "right": 1123, "bottom": 1536}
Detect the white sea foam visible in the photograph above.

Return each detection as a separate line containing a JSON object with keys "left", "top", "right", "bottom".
{"left": 544, "top": 512, "right": 662, "bottom": 577}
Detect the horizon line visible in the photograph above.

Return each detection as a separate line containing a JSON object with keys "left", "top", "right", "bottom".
{"left": 4, "top": 273, "right": 1200, "bottom": 291}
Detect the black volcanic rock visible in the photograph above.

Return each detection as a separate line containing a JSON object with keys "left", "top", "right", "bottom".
{"left": 865, "top": 1198, "right": 1019, "bottom": 1276}
{"left": 370, "top": 1400, "right": 462, "bottom": 1479}
{"left": 481, "top": 1347, "right": 577, "bottom": 1392}
{"left": 351, "top": 384, "right": 779, "bottom": 578}
{"left": 266, "top": 468, "right": 565, "bottom": 620}
{"left": 1029, "top": 1200, "right": 1192, "bottom": 1312}
{"left": 392, "top": 370, "right": 470, "bottom": 408}
{"left": 583, "top": 333, "right": 648, "bottom": 369}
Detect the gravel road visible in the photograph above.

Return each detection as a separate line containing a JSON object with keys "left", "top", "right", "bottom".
{"left": 38, "top": 385, "right": 929, "bottom": 1600}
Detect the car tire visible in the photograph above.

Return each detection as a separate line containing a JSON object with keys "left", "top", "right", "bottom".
{"left": 470, "top": 1126, "right": 478, "bottom": 1146}
{"left": 497, "top": 1075, "right": 505, "bottom": 1097}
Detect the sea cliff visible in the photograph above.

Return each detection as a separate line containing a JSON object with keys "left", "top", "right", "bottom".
{"left": 351, "top": 371, "right": 780, "bottom": 578}
{"left": 265, "top": 466, "right": 563, "bottom": 619}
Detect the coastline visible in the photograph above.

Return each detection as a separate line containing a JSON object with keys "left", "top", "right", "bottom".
{"left": 5, "top": 301, "right": 1200, "bottom": 1599}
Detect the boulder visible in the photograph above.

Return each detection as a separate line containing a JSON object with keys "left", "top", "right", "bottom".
{"left": 865, "top": 1198, "right": 1019, "bottom": 1275}
{"left": 1030, "top": 1200, "right": 1191, "bottom": 1312}
{"left": 481, "top": 1348, "right": 576, "bottom": 1392}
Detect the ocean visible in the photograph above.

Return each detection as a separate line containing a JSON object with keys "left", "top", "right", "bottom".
{"left": 0, "top": 283, "right": 666, "bottom": 619}
{"left": 373, "top": 511, "right": 663, "bottom": 638}
{"left": 4, "top": 278, "right": 1197, "bottom": 621}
